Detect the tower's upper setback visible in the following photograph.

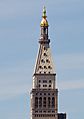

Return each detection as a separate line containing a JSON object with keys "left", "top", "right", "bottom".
{"left": 34, "top": 7, "right": 55, "bottom": 75}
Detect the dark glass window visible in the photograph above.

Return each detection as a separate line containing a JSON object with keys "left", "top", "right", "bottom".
{"left": 49, "top": 80, "right": 51, "bottom": 83}
{"left": 43, "top": 80, "right": 47, "bottom": 83}
{"left": 39, "top": 66, "right": 42, "bottom": 69}
{"left": 43, "top": 97, "right": 46, "bottom": 107}
{"left": 44, "top": 93, "right": 46, "bottom": 95}
{"left": 48, "top": 66, "right": 51, "bottom": 69}
{"left": 39, "top": 97, "right": 42, "bottom": 108}
{"left": 35, "top": 97, "right": 38, "bottom": 108}
{"left": 41, "top": 59, "right": 45, "bottom": 63}
{"left": 52, "top": 110, "right": 55, "bottom": 113}
{"left": 52, "top": 93, "right": 54, "bottom": 95}
{"left": 52, "top": 97, "right": 55, "bottom": 108}
{"left": 49, "top": 85, "right": 51, "bottom": 87}
{"left": 35, "top": 111, "right": 38, "bottom": 113}
{"left": 44, "top": 53, "right": 47, "bottom": 56}
{"left": 48, "top": 110, "right": 51, "bottom": 113}
{"left": 43, "top": 85, "right": 47, "bottom": 87}
{"left": 43, "top": 111, "right": 46, "bottom": 113}
{"left": 46, "top": 59, "right": 50, "bottom": 63}
{"left": 44, "top": 27, "right": 46, "bottom": 34}
{"left": 44, "top": 66, "right": 47, "bottom": 69}
{"left": 48, "top": 97, "right": 51, "bottom": 108}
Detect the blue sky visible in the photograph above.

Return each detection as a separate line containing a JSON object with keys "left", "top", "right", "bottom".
{"left": 0, "top": 0, "right": 84, "bottom": 119}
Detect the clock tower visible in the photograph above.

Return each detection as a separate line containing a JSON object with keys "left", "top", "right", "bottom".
{"left": 30, "top": 7, "right": 66, "bottom": 119}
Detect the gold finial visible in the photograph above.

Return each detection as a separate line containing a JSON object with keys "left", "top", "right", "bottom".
{"left": 42, "top": 6, "right": 47, "bottom": 18}
{"left": 40, "top": 6, "right": 48, "bottom": 27}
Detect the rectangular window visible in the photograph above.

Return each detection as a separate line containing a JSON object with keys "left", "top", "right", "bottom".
{"left": 43, "top": 80, "right": 47, "bottom": 83}
{"left": 43, "top": 85, "right": 47, "bottom": 87}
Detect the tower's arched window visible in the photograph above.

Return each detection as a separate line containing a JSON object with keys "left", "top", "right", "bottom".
{"left": 52, "top": 97, "right": 55, "bottom": 108}
{"left": 43, "top": 27, "right": 48, "bottom": 35}
{"left": 46, "top": 28, "right": 47, "bottom": 34}
{"left": 41, "top": 27, "right": 48, "bottom": 35}
{"left": 35, "top": 97, "right": 38, "bottom": 108}
{"left": 43, "top": 27, "right": 46, "bottom": 34}
{"left": 43, "top": 97, "right": 46, "bottom": 107}
{"left": 39, "top": 97, "right": 42, "bottom": 108}
{"left": 48, "top": 97, "right": 51, "bottom": 108}
{"left": 41, "top": 28, "right": 44, "bottom": 35}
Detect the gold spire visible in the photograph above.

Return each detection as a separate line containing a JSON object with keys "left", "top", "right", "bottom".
{"left": 40, "top": 6, "right": 48, "bottom": 27}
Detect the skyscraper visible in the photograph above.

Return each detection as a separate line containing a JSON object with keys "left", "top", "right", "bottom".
{"left": 30, "top": 7, "right": 66, "bottom": 119}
